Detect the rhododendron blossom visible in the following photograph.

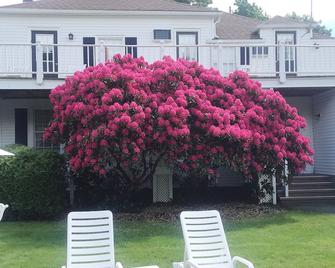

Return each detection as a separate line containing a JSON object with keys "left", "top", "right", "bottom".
{"left": 44, "top": 55, "right": 313, "bottom": 187}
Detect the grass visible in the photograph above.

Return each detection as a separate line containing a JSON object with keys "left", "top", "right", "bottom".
{"left": 0, "top": 211, "right": 335, "bottom": 268}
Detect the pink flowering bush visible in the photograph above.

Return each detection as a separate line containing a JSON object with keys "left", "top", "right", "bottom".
{"left": 44, "top": 55, "right": 313, "bottom": 188}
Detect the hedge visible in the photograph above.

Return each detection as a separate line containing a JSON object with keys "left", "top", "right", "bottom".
{"left": 0, "top": 145, "right": 67, "bottom": 220}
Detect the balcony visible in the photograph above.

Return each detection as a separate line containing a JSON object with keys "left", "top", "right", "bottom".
{"left": 0, "top": 42, "right": 335, "bottom": 89}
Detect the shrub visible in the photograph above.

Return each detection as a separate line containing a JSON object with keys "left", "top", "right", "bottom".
{"left": 45, "top": 55, "right": 313, "bottom": 190}
{"left": 0, "top": 145, "right": 66, "bottom": 220}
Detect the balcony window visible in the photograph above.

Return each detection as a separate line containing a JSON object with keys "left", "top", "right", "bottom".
{"left": 176, "top": 32, "right": 198, "bottom": 62}
{"left": 34, "top": 110, "right": 59, "bottom": 151}
{"left": 252, "top": 46, "right": 269, "bottom": 55}
{"left": 83, "top": 37, "right": 96, "bottom": 67}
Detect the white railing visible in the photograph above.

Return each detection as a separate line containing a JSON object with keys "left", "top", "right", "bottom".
{"left": 0, "top": 42, "right": 335, "bottom": 84}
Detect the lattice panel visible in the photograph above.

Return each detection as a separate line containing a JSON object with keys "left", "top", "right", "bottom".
{"left": 259, "top": 174, "right": 273, "bottom": 204}
{"left": 153, "top": 164, "right": 173, "bottom": 203}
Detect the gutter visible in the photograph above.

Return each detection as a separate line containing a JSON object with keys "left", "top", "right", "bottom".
{"left": 0, "top": 8, "right": 221, "bottom": 17}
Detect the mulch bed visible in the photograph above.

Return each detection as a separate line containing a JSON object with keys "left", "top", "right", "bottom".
{"left": 114, "top": 202, "right": 285, "bottom": 222}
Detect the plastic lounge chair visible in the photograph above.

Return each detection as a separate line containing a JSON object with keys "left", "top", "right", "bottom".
{"left": 62, "top": 210, "right": 159, "bottom": 268}
{"left": 0, "top": 203, "right": 8, "bottom": 221}
{"left": 173, "top": 210, "right": 254, "bottom": 268}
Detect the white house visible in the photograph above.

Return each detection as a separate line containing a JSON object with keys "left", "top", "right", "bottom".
{"left": 0, "top": 0, "right": 334, "bottom": 203}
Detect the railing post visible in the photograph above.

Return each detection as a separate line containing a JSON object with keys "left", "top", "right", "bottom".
{"left": 98, "top": 40, "right": 105, "bottom": 64}
{"left": 272, "top": 173, "right": 277, "bottom": 205}
{"left": 279, "top": 41, "right": 286, "bottom": 84}
{"left": 160, "top": 44, "right": 165, "bottom": 59}
{"left": 36, "top": 42, "right": 43, "bottom": 85}
{"left": 218, "top": 45, "right": 224, "bottom": 75}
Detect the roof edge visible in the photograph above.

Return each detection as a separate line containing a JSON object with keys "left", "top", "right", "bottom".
{"left": 0, "top": 8, "right": 220, "bottom": 16}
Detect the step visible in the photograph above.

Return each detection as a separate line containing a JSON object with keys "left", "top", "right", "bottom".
{"left": 289, "top": 181, "right": 334, "bottom": 189}
{"left": 291, "top": 175, "right": 334, "bottom": 183}
{"left": 288, "top": 188, "right": 335, "bottom": 197}
{"left": 280, "top": 195, "right": 335, "bottom": 207}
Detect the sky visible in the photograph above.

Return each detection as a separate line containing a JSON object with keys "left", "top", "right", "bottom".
{"left": 211, "top": 0, "right": 335, "bottom": 35}
{"left": 0, "top": 0, "right": 334, "bottom": 35}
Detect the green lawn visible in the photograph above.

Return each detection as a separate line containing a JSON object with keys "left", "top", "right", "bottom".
{"left": 0, "top": 211, "right": 335, "bottom": 268}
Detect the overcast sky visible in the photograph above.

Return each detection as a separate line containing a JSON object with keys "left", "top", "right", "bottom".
{"left": 212, "top": 0, "right": 335, "bottom": 35}
{"left": 0, "top": 0, "right": 334, "bottom": 35}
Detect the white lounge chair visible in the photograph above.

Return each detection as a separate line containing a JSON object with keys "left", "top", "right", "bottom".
{"left": 0, "top": 203, "right": 8, "bottom": 221}
{"left": 62, "top": 210, "right": 159, "bottom": 268}
{"left": 174, "top": 210, "right": 254, "bottom": 268}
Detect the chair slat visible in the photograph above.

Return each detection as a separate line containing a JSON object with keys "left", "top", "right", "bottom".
{"left": 70, "top": 253, "right": 112, "bottom": 262}
{"left": 71, "top": 246, "right": 112, "bottom": 255}
{"left": 71, "top": 225, "right": 111, "bottom": 233}
{"left": 70, "top": 261, "right": 113, "bottom": 268}
{"left": 71, "top": 239, "right": 111, "bottom": 248}
{"left": 189, "top": 243, "right": 225, "bottom": 251}
{"left": 71, "top": 219, "right": 111, "bottom": 226}
{"left": 190, "top": 249, "right": 227, "bottom": 258}
{"left": 185, "top": 224, "right": 221, "bottom": 231}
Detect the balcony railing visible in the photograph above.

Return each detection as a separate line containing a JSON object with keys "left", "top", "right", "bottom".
{"left": 0, "top": 42, "right": 335, "bottom": 84}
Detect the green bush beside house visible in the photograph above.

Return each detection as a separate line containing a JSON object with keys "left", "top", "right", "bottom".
{"left": 0, "top": 145, "right": 67, "bottom": 220}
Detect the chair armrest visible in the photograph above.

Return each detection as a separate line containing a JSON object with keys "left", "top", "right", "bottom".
{"left": 116, "top": 262, "right": 124, "bottom": 268}
{"left": 61, "top": 266, "right": 66, "bottom": 268}
{"left": 185, "top": 259, "right": 201, "bottom": 268}
{"left": 232, "top": 256, "right": 254, "bottom": 268}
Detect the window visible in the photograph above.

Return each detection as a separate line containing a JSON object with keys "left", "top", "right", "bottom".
{"left": 125, "top": 37, "right": 138, "bottom": 58}
{"left": 240, "top": 47, "right": 250, "bottom": 65}
{"left": 83, "top": 37, "right": 96, "bottom": 67}
{"left": 31, "top": 31, "right": 58, "bottom": 78}
{"left": 252, "top": 46, "right": 269, "bottom": 55}
{"left": 34, "top": 110, "right": 58, "bottom": 151}
{"left": 176, "top": 32, "right": 198, "bottom": 61}
{"left": 154, "top": 30, "right": 171, "bottom": 40}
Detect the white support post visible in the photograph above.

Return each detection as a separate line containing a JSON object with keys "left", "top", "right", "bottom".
{"left": 98, "top": 40, "right": 105, "bottom": 64}
{"left": 272, "top": 173, "right": 277, "bottom": 205}
{"left": 218, "top": 45, "right": 224, "bottom": 75}
{"left": 36, "top": 42, "right": 43, "bottom": 85}
{"left": 279, "top": 42, "right": 286, "bottom": 84}
{"left": 284, "top": 159, "right": 289, "bottom": 197}
{"left": 160, "top": 44, "right": 165, "bottom": 59}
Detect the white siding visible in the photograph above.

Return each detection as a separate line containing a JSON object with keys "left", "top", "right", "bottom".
{"left": 0, "top": 98, "right": 51, "bottom": 148}
{"left": 0, "top": 13, "right": 215, "bottom": 78}
{"left": 312, "top": 89, "right": 335, "bottom": 175}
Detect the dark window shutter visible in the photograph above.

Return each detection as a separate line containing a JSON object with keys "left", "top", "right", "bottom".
{"left": 83, "top": 37, "right": 95, "bottom": 67}
{"left": 240, "top": 47, "right": 250, "bottom": 65}
{"left": 246, "top": 47, "right": 250, "bottom": 65}
{"left": 15, "top": 109, "right": 28, "bottom": 146}
{"left": 125, "top": 37, "right": 137, "bottom": 58}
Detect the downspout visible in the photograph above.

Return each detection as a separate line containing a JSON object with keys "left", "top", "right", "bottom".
{"left": 213, "top": 14, "right": 221, "bottom": 39}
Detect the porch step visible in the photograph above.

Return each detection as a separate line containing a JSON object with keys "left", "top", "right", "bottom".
{"left": 279, "top": 174, "right": 335, "bottom": 208}
{"left": 291, "top": 175, "right": 333, "bottom": 183}
{"left": 288, "top": 188, "right": 335, "bottom": 197}
{"left": 290, "top": 181, "right": 334, "bottom": 189}
{"left": 281, "top": 195, "right": 335, "bottom": 205}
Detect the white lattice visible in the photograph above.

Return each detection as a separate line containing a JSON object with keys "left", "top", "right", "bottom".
{"left": 259, "top": 174, "right": 273, "bottom": 204}
{"left": 153, "top": 161, "right": 173, "bottom": 203}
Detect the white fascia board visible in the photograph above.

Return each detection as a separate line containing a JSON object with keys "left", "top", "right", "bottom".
{"left": 258, "top": 24, "right": 309, "bottom": 29}
{"left": 0, "top": 8, "right": 221, "bottom": 18}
